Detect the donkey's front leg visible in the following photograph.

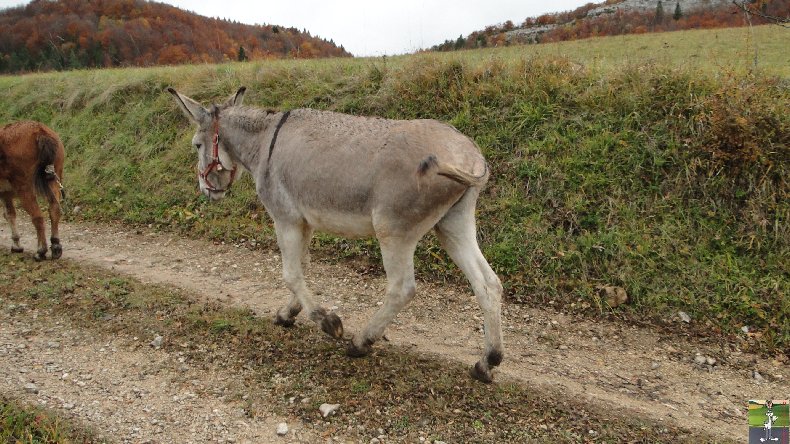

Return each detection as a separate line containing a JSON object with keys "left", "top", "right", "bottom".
{"left": 274, "top": 221, "right": 343, "bottom": 338}
{"left": 348, "top": 237, "right": 418, "bottom": 357}
{"left": 274, "top": 224, "right": 313, "bottom": 327}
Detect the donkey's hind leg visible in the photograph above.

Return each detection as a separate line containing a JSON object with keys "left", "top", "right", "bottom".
{"left": 1, "top": 193, "right": 23, "bottom": 253}
{"left": 46, "top": 181, "right": 63, "bottom": 259}
{"left": 348, "top": 235, "right": 419, "bottom": 357}
{"left": 18, "top": 190, "right": 48, "bottom": 261}
{"left": 274, "top": 220, "right": 343, "bottom": 338}
{"left": 435, "top": 189, "right": 504, "bottom": 383}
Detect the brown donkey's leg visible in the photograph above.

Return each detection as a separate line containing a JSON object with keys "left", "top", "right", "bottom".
{"left": 47, "top": 181, "right": 62, "bottom": 259}
{"left": 18, "top": 190, "right": 48, "bottom": 260}
{"left": 1, "top": 193, "right": 23, "bottom": 253}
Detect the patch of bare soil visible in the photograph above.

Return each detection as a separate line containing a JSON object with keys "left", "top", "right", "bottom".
{"left": 2, "top": 220, "right": 788, "bottom": 441}
{"left": 0, "top": 306, "right": 331, "bottom": 443}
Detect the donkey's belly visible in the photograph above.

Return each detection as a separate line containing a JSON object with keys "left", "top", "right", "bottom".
{"left": 303, "top": 208, "right": 375, "bottom": 239}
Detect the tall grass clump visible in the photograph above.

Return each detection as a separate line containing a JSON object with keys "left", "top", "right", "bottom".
{"left": 1, "top": 397, "right": 101, "bottom": 443}
{"left": 0, "top": 41, "right": 787, "bottom": 352}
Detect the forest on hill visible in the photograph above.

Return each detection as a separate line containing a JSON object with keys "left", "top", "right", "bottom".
{"left": 0, "top": 0, "right": 351, "bottom": 74}
{"left": 432, "top": 0, "right": 789, "bottom": 51}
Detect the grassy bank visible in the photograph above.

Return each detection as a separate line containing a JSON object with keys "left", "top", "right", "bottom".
{"left": 0, "top": 26, "right": 787, "bottom": 353}
{"left": 0, "top": 252, "right": 723, "bottom": 442}
{"left": 1, "top": 396, "right": 101, "bottom": 443}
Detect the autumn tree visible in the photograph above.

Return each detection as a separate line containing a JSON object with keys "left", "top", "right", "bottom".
{"left": 429, "top": 0, "right": 790, "bottom": 53}
{"left": 454, "top": 35, "right": 466, "bottom": 50}
{"left": 0, "top": 0, "right": 351, "bottom": 74}
{"left": 655, "top": 1, "right": 665, "bottom": 24}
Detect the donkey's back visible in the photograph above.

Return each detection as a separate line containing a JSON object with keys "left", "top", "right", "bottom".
{"left": 255, "top": 108, "right": 488, "bottom": 238}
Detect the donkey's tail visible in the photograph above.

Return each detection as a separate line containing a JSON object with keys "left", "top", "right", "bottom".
{"left": 35, "top": 133, "right": 62, "bottom": 201}
{"left": 417, "top": 154, "right": 489, "bottom": 188}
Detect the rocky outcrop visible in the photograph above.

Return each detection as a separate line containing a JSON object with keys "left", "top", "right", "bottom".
{"left": 587, "top": 0, "right": 731, "bottom": 17}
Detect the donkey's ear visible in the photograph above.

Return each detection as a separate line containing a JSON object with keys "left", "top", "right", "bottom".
{"left": 167, "top": 87, "right": 209, "bottom": 124}
{"left": 223, "top": 86, "right": 246, "bottom": 107}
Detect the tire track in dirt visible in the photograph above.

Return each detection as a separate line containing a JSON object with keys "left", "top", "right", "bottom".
{"left": 2, "top": 220, "right": 787, "bottom": 441}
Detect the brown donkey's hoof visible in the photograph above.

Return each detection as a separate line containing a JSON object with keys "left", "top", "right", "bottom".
{"left": 321, "top": 313, "right": 344, "bottom": 339}
{"left": 50, "top": 244, "right": 62, "bottom": 259}
{"left": 11, "top": 246, "right": 23, "bottom": 253}
{"left": 34, "top": 250, "right": 47, "bottom": 261}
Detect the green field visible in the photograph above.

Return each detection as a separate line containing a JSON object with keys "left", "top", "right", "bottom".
{"left": 0, "top": 26, "right": 787, "bottom": 353}
{"left": 483, "top": 25, "right": 790, "bottom": 77}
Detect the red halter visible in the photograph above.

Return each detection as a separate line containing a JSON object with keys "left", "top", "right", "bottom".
{"left": 199, "top": 115, "right": 237, "bottom": 193}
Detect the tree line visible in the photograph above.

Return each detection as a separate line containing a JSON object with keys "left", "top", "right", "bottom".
{"left": 432, "top": 0, "right": 790, "bottom": 51}
{"left": 0, "top": 0, "right": 351, "bottom": 74}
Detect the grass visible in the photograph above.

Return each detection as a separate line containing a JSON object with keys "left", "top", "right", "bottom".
{"left": 0, "top": 251, "right": 728, "bottom": 443}
{"left": 473, "top": 25, "right": 790, "bottom": 77}
{"left": 0, "top": 397, "right": 101, "bottom": 444}
{"left": 0, "top": 25, "right": 787, "bottom": 355}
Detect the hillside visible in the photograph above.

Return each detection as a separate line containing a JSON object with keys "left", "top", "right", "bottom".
{"left": 0, "top": 0, "right": 351, "bottom": 74}
{"left": 432, "top": 0, "right": 789, "bottom": 50}
{"left": 0, "top": 26, "right": 787, "bottom": 352}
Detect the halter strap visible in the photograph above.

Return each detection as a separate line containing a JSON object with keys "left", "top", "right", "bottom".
{"left": 267, "top": 110, "right": 291, "bottom": 162}
{"left": 199, "top": 114, "right": 237, "bottom": 193}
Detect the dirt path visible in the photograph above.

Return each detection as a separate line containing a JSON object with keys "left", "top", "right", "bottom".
{"left": 2, "top": 220, "right": 788, "bottom": 441}
{"left": 0, "top": 309, "right": 332, "bottom": 443}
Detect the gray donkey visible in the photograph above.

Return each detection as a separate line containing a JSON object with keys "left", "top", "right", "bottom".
{"left": 168, "top": 87, "right": 504, "bottom": 382}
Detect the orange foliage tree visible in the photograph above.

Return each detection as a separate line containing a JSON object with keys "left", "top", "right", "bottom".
{"left": 0, "top": 0, "right": 351, "bottom": 73}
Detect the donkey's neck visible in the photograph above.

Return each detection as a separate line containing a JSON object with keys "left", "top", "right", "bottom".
{"left": 219, "top": 107, "right": 279, "bottom": 178}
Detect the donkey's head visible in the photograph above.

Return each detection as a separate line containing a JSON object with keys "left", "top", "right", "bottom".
{"left": 167, "top": 87, "right": 246, "bottom": 201}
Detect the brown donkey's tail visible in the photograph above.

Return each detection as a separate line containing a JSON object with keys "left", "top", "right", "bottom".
{"left": 35, "top": 134, "right": 63, "bottom": 201}
{"left": 417, "top": 154, "right": 489, "bottom": 188}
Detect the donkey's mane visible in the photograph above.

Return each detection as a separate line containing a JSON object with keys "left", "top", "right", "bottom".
{"left": 225, "top": 106, "right": 277, "bottom": 134}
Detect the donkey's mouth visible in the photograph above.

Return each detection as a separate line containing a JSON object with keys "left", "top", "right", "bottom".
{"left": 205, "top": 189, "right": 226, "bottom": 201}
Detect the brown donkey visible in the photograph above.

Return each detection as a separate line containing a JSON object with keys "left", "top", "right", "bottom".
{"left": 0, "top": 121, "right": 65, "bottom": 260}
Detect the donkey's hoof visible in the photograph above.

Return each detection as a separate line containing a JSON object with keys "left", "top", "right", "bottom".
{"left": 50, "top": 244, "right": 62, "bottom": 260}
{"left": 346, "top": 340, "right": 371, "bottom": 358}
{"left": 34, "top": 250, "right": 47, "bottom": 261}
{"left": 274, "top": 315, "right": 296, "bottom": 328}
{"left": 487, "top": 349, "right": 503, "bottom": 367}
{"left": 321, "top": 313, "right": 344, "bottom": 339}
{"left": 10, "top": 246, "right": 23, "bottom": 253}
{"left": 470, "top": 362, "right": 494, "bottom": 384}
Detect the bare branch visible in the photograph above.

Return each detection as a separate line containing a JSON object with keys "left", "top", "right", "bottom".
{"left": 731, "top": 1, "right": 790, "bottom": 28}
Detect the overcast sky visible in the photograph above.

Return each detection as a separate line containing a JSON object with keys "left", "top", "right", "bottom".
{"left": 0, "top": 0, "right": 593, "bottom": 56}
